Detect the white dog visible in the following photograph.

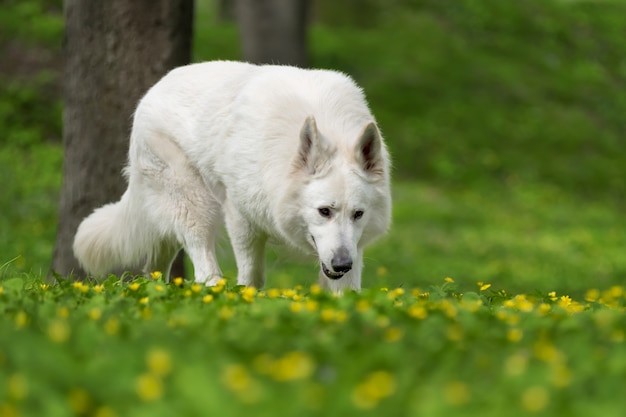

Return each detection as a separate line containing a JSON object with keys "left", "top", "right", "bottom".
{"left": 73, "top": 61, "right": 391, "bottom": 292}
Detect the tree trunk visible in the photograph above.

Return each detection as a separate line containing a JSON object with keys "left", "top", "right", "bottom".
{"left": 236, "top": 0, "right": 310, "bottom": 68}
{"left": 53, "top": 0, "right": 193, "bottom": 279}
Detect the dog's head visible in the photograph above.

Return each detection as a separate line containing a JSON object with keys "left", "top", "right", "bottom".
{"left": 292, "top": 116, "right": 391, "bottom": 281}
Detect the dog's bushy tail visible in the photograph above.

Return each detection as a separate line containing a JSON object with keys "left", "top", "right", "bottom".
{"left": 73, "top": 192, "right": 153, "bottom": 276}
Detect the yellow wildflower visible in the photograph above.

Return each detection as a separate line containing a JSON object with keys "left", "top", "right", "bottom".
{"left": 219, "top": 306, "right": 235, "bottom": 320}
{"left": 147, "top": 348, "right": 172, "bottom": 377}
{"left": 222, "top": 364, "right": 252, "bottom": 392}
{"left": 202, "top": 294, "right": 214, "bottom": 303}
{"left": 48, "top": 320, "right": 70, "bottom": 343}
{"left": 271, "top": 351, "right": 315, "bottom": 382}
{"left": 290, "top": 302, "right": 304, "bottom": 313}
{"left": 267, "top": 288, "right": 281, "bottom": 298}
{"left": 104, "top": 318, "right": 120, "bottom": 336}
{"left": 136, "top": 373, "right": 163, "bottom": 402}
{"left": 585, "top": 288, "right": 600, "bottom": 302}
{"left": 191, "top": 283, "right": 202, "bottom": 293}
{"left": 150, "top": 271, "right": 162, "bottom": 280}
{"left": 40, "top": 284, "right": 49, "bottom": 291}
{"left": 507, "top": 328, "right": 523, "bottom": 343}
{"left": 521, "top": 386, "right": 549, "bottom": 412}
{"left": 241, "top": 286, "right": 257, "bottom": 303}
{"left": 384, "top": 327, "right": 404, "bottom": 343}
{"left": 172, "top": 277, "right": 184, "bottom": 287}
{"left": 356, "top": 299, "right": 371, "bottom": 313}
{"left": 68, "top": 388, "right": 91, "bottom": 414}
{"left": 351, "top": 371, "right": 396, "bottom": 410}
{"left": 309, "top": 284, "right": 322, "bottom": 295}
{"left": 129, "top": 282, "right": 140, "bottom": 291}
{"left": 305, "top": 299, "right": 319, "bottom": 312}
{"left": 444, "top": 277, "right": 455, "bottom": 283}
{"left": 407, "top": 304, "right": 428, "bottom": 319}
{"left": 478, "top": 282, "right": 491, "bottom": 291}
{"left": 88, "top": 308, "right": 102, "bottom": 321}
{"left": 8, "top": 373, "right": 28, "bottom": 400}
{"left": 0, "top": 286, "right": 3, "bottom": 295}
{"left": 15, "top": 311, "right": 28, "bottom": 328}
{"left": 139, "top": 297, "right": 149, "bottom": 305}
{"left": 444, "top": 381, "right": 470, "bottom": 406}
{"left": 93, "top": 284, "right": 104, "bottom": 294}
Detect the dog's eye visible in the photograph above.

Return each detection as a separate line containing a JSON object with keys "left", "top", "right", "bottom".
{"left": 318, "top": 207, "right": 331, "bottom": 218}
{"left": 353, "top": 210, "right": 364, "bottom": 220}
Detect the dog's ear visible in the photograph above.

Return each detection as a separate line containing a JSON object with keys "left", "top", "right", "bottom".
{"left": 355, "top": 122, "right": 385, "bottom": 177}
{"left": 295, "top": 116, "right": 328, "bottom": 175}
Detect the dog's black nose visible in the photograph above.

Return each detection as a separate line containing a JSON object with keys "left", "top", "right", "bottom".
{"left": 331, "top": 248, "right": 353, "bottom": 273}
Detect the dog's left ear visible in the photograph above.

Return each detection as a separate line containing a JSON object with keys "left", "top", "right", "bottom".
{"left": 355, "top": 122, "right": 385, "bottom": 176}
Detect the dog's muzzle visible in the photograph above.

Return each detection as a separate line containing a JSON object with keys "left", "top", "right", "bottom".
{"left": 321, "top": 248, "right": 353, "bottom": 280}
{"left": 322, "top": 263, "right": 346, "bottom": 280}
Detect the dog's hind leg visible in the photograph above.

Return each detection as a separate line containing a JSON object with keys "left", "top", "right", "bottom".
{"left": 143, "top": 239, "right": 181, "bottom": 282}
{"left": 133, "top": 131, "right": 224, "bottom": 285}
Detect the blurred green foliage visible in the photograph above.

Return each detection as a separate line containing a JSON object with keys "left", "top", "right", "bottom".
{"left": 1, "top": 0, "right": 625, "bottom": 295}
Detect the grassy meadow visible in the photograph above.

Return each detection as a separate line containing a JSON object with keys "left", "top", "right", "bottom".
{"left": 1, "top": 0, "right": 626, "bottom": 415}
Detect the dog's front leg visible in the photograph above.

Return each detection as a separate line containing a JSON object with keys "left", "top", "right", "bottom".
{"left": 224, "top": 203, "right": 267, "bottom": 288}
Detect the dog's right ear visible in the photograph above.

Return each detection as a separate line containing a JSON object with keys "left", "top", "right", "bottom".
{"left": 295, "top": 116, "right": 327, "bottom": 175}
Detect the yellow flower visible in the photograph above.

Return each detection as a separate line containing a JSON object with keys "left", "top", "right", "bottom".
{"left": 68, "top": 388, "right": 91, "bottom": 414}
{"left": 191, "top": 283, "right": 202, "bottom": 293}
{"left": 93, "top": 284, "right": 104, "bottom": 294}
{"left": 384, "top": 327, "right": 404, "bottom": 343}
{"left": 305, "top": 300, "right": 319, "bottom": 312}
{"left": 507, "top": 328, "right": 523, "bottom": 343}
{"left": 222, "top": 364, "right": 252, "bottom": 392}
{"left": 139, "top": 297, "right": 149, "bottom": 305}
{"left": 73, "top": 281, "right": 89, "bottom": 293}
{"left": 88, "top": 308, "right": 102, "bottom": 321}
{"left": 104, "top": 318, "right": 120, "bottom": 336}
{"left": 407, "top": 304, "right": 428, "bottom": 319}
{"left": 48, "top": 320, "right": 70, "bottom": 343}
{"left": 57, "top": 306, "right": 70, "bottom": 319}
{"left": 290, "top": 302, "right": 303, "bottom": 313}
{"left": 377, "top": 266, "right": 388, "bottom": 276}
{"left": 0, "top": 286, "right": 3, "bottom": 295}
{"left": 309, "top": 284, "right": 322, "bottom": 295}
{"left": 155, "top": 285, "right": 164, "bottom": 292}
{"left": 521, "top": 386, "right": 549, "bottom": 412}
{"left": 267, "top": 288, "right": 281, "bottom": 298}
{"left": 479, "top": 283, "right": 491, "bottom": 291}
{"left": 241, "top": 287, "right": 257, "bottom": 303}
{"left": 202, "top": 294, "right": 214, "bottom": 303}
{"left": 270, "top": 351, "right": 315, "bottom": 382}
{"left": 172, "top": 277, "right": 184, "bottom": 287}
{"left": 15, "top": 311, "right": 28, "bottom": 328}
{"left": 320, "top": 308, "right": 336, "bottom": 322}
{"left": 147, "top": 348, "right": 172, "bottom": 377}
{"left": 351, "top": 371, "right": 396, "bottom": 410}
{"left": 129, "top": 282, "right": 140, "bottom": 291}
{"left": 585, "top": 288, "right": 600, "bottom": 302}
{"left": 444, "top": 277, "right": 455, "bottom": 283}
{"left": 40, "top": 283, "right": 49, "bottom": 291}
{"left": 444, "top": 381, "right": 470, "bottom": 406}
{"left": 356, "top": 299, "right": 371, "bottom": 313}
{"left": 150, "top": 271, "right": 162, "bottom": 280}
{"left": 548, "top": 291, "right": 557, "bottom": 301}
{"left": 136, "top": 373, "right": 163, "bottom": 402}
{"left": 8, "top": 373, "right": 28, "bottom": 400}
{"left": 219, "top": 306, "right": 235, "bottom": 320}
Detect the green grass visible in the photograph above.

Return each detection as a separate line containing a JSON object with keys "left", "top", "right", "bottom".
{"left": 1, "top": 276, "right": 626, "bottom": 416}
{"left": 2, "top": 1, "right": 626, "bottom": 415}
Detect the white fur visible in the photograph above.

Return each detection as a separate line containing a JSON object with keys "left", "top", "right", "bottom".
{"left": 73, "top": 61, "right": 391, "bottom": 292}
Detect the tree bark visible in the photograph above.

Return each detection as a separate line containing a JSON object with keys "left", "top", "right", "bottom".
{"left": 236, "top": 0, "right": 310, "bottom": 68}
{"left": 53, "top": 0, "right": 193, "bottom": 278}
